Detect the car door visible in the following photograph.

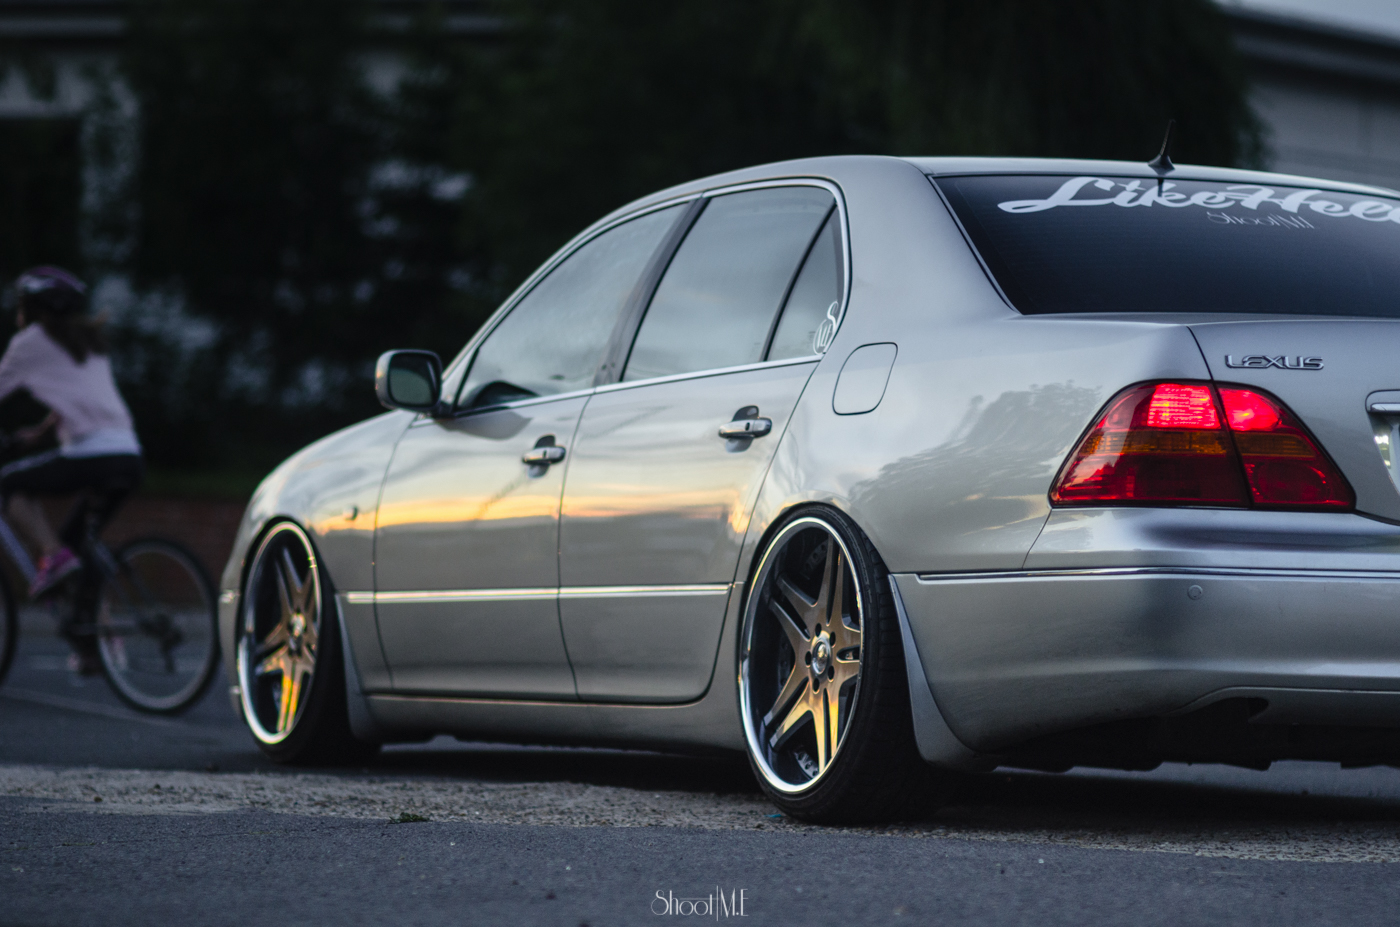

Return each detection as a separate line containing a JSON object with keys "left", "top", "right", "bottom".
{"left": 558, "top": 182, "right": 847, "bottom": 702}
{"left": 373, "top": 203, "right": 686, "bottom": 698}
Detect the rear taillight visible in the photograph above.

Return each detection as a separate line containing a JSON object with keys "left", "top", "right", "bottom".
{"left": 1050, "top": 382, "right": 1353, "bottom": 510}
{"left": 1217, "top": 387, "right": 1353, "bottom": 508}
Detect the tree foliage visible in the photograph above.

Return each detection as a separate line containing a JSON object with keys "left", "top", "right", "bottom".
{"left": 115, "top": 0, "right": 1260, "bottom": 472}
{"left": 447, "top": 0, "right": 1260, "bottom": 288}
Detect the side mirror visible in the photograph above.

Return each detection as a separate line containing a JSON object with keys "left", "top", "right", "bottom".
{"left": 375, "top": 350, "right": 443, "bottom": 412}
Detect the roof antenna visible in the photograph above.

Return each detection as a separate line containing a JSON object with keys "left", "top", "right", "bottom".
{"left": 1148, "top": 119, "right": 1176, "bottom": 174}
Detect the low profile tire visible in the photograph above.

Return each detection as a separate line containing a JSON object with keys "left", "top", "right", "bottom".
{"left": 740, "top": 506, "right": 948, "bottom": 823}
{"left": 236, "top": 521, "right": 379, "bottom": 765}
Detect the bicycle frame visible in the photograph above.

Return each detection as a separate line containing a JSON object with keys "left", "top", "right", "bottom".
{"left": 0, "top": 513, "right": 37, "bottom": 586}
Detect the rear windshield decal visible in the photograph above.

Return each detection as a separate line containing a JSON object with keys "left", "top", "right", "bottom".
{"left": 998, "top": 176, "right": 1400, "bottom": 224}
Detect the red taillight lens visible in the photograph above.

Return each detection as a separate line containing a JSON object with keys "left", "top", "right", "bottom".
{"left": 1218, "top": 387, "right": 1354, "bottom": 508}
{"left": 1050, "top": 382, "right": 1353, "bottom": 510}
{"left": 1051, "top": 383, "right": 1246, "bottom": 506}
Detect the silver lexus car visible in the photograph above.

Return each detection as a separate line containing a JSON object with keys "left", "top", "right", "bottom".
{"left": 220, "top": 154, "right": 1400, "bottom": 822}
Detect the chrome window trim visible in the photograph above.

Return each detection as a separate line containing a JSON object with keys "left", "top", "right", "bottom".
{"left": 412, "top": 384, "right": 599, "bottom": 425}
{"left": 439, "top": 176, "right": 849, "bottom": 413}
{"left": 424, "top": 354, "right": 819, "bottom": 421}
{"left": 614, "top": 177, "right": 852, "bottom": 389}
{"left": 349, "top": 583, "right": 730, "bottom": 604}
{"left": 914, "top": 566, "right": 1400, "bottom": 583}
{"left": 594, "top": 355, "right": 820, "bottom": 395}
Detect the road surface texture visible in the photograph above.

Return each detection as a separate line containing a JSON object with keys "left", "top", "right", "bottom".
{"left": 4, "top": 610, "right": 1400, "bottom": 925}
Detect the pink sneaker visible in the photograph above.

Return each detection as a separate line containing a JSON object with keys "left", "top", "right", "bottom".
{"left": 30, "top": 546, "right": 80, "bottom": 598}
{"left": 66, "top": 650, "right": 102, "bottom": 676}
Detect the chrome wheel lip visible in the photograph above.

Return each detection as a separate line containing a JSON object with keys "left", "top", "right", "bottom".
{"left": 739, "top": 515, "right": 864, "bottom": 795}
{"left": 236, "top": 521, "right": 322, "bottom": 746}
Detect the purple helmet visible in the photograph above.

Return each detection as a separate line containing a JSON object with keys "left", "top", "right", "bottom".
{"left": 14, "top": 266, "right": 87, "bottom": 318}
{"left": 15, "top": 266, "right": 87, "bottom": 299}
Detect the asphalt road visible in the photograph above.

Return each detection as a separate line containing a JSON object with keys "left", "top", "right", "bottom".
{"left": 5, "top": 614, "right": 1400, "bottom": 926}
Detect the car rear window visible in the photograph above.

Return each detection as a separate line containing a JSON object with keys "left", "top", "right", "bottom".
{"left": 935, "top": 174, "right": 1400, "bottom": 317}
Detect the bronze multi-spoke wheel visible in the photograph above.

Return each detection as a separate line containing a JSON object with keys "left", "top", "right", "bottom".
{"left": 237, "top": 521, "right": 377, "bottom": 764}
{"left": 740, "top": 508, "right": 941, "bottom": 823}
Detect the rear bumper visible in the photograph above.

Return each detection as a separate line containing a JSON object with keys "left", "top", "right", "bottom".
{"left": 895, "top": 511, "right": 1400, "bottom": 756}
{"left": 896, "top": 566, "right": 1400, "bottom": 753}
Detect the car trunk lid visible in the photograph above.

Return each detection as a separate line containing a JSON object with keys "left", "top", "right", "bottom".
{"left": 1190, "top": 318, "right": 1400, "bottom": 520}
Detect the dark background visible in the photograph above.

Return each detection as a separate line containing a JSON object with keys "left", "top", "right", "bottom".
{"left": 0, "top": 0, "right": 1262, "bottom": 494}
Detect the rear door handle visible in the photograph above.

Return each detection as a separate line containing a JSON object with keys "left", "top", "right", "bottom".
{"left": 718, "top": 418, "right": 772, "bottom": 439}
{"left": 522, "top": 445, "right": 566, "bottom": 465}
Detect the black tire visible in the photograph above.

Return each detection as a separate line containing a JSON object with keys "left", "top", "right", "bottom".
{"left": 236, "top": 521, "right": 379, "bottom": 765}
{"left": 96, "top": 538, "right": 220, "bottom": 714}
{"left": 0, "top": 570, "right": 15, "bottom": 687}
{"left": 739, "top": 506, "right": 953, "bottom": 823}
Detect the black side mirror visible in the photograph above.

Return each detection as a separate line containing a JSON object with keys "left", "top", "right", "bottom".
{"left": 375, "top": 350, "right": 443, "bottom": 412}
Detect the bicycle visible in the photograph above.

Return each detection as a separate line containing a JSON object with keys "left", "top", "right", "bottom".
{"left": 0, "top": 481, "right": 219, "bottom": 714}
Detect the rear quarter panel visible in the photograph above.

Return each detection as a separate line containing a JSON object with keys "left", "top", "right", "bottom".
{"left": 744, "top": 163, "right": 1215, "bottom": 576}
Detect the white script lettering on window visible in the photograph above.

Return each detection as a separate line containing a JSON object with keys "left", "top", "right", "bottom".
{"left": 997, "top": 176, "right": 1400, "bottom": 224}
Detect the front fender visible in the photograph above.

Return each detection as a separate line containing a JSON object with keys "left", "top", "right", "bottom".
{"left": 217, "top": 410, "right": 413, "bottom": 695}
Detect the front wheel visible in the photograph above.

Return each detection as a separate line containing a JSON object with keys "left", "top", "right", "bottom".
{"left": 96, "top": 538, "right": 219, "bottom": 714}
{"left": 739, "top": 507, "right": 950, "bottom": 823}
{"left": 236, "top": 521, "right": 378, "bottom": 764}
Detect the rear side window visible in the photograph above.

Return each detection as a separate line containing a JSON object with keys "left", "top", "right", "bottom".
{"left": 624, "top": 186, "right": 834, "bottom": 381}
{"left": 459, "top": 203, "right": 683, "bottom": 410}
{"left": 768, "top": 210, "right": 843, "bottom": 360}
{"left": 937, "top": 174, "right": 1400, "bottom": 317}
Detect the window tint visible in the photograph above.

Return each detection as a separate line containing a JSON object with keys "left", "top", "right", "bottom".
{"left": 767, "top": 210, "right": 842, "bottom": 359}
{"left": 938, "top": 174, "right": 1400, "bottom": 317}
{"left": 624, "top": 186, "right": 834, "bottom": 381}
{"left": 459, "top": 204, "right": 682, "bottom": 409}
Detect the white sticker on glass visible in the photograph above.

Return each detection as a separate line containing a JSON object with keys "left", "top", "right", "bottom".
{"left": 997, "top": 176, "right": 1400, "bottom": 224}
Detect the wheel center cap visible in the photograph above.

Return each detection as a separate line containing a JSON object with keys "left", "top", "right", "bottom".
{"left": 290, "top": 612, "right": 306, "bottom": 638}
{"left": 811, "top": 636, "right": 831, "bottom": 675}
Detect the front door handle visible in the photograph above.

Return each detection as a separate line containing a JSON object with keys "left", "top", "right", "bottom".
{"left": 718, "top": 418, "right": 772, "bottom": 439}
{"left": 522, "top": 445, "right": 566, "bottom": 465}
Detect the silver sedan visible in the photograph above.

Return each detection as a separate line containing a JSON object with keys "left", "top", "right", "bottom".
{"left": 220, "top": 154, "right": 1400, "bottom": 822}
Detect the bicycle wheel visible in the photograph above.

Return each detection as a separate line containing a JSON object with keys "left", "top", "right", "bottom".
{"left": 0, "top": 569, "right": 14, "bottom": 687}
{"left": 95, "top": 538, "right": 219, "bottom": 714}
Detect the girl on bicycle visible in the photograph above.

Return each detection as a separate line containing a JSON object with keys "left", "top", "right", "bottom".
{"left": 0, "top": 267, "right": 142, "bottom": 668}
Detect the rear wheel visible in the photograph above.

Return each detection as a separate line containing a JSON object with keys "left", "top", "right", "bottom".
{"left": 236, "top": 521, "right": 378, "bottom": 764}
{"left": 739, "top": 507, "right": 950, "bottom": 823}
{"left": 96, "top": 538, "right": 219, "bottom": 714}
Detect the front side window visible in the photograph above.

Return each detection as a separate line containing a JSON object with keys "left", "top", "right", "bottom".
{"left": 937, "top": 174, "right": 1400, "bottom": 317}
{"left": 459, "top": 203, "right": 683, "bottom": 410}
{"left": 624, "top": 186, "right": 835, "bottom": 381}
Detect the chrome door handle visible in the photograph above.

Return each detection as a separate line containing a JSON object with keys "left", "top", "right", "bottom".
{"left": 522, "top": 445, "right": 566, "bottom": 465}
{"left": 718, "top": 418, "right": 772, "bottom": 439}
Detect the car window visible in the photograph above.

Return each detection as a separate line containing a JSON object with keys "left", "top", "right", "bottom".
{"left": 623, "top": 186, "right": 834, "bottom": 381}
{"left": 767, "top": 208, "right": 842, "bottom": 360}
{"left": 458, "top": 204, "right": 683, "bottom": 410}
{"left": 937, "top": 174, "right": 1400, "bottom": 317}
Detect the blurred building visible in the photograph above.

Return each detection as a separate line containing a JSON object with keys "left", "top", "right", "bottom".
{"left": 1226, "top": 5, "right": 1400, "bottom": 190}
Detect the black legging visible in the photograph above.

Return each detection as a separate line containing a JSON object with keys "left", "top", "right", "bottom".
{"left": 0, "top": 451, "right": 144, "bottom": 547}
